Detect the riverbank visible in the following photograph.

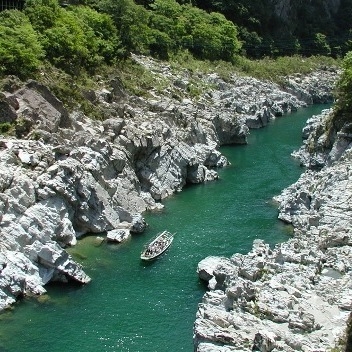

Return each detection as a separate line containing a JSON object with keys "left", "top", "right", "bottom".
{"left": 194, "top": 105, "right": 352, "bottom": 351}
{"left": 0, "top": 104, "right": 330, "bottom": 352}
{"left": 0, "top": 56, "right": 338, "bottom": 315}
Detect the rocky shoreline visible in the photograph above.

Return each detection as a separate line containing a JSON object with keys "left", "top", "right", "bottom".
{"left": 0, "top": 56, "right": 339, "bottom": 330}
{"left": 194, "top": 105, "right": 352, "bottom": 351}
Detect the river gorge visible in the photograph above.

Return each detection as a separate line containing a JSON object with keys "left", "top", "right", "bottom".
{"left": 0, "top": 53, "right": 350, "bottom": 351}
{"left": 0, "top": 104, "right": 331, "bottom": 351}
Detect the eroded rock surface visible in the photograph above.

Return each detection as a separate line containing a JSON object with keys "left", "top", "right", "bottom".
{"left": 0, "top": 56, "right": 338, "bottom": 310}
{"left": 194, "top": 107, "right": 352, "bottom": 351}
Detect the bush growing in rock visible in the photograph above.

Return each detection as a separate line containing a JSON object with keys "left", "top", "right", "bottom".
{"left": 336, "top": 51, "right": 352, "bottom": 119}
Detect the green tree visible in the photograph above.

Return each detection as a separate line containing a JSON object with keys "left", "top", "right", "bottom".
{"left": 336, "top": 51, "right": 352, "bottom": 115}
{"left": 41, "top": 10, "right": 94, "bottom": 74}
{"left": 313, "top": 33, "right": 331, "bottom": 56}
{"left": 24, "top": 0, "right": 61, "bottom": 32}
{"left": 99, "top": 0, "right": 152, "bottom": 54}
{"left": 149, "top": 29, "right": 172, "bottom": 59}
{"left": 68, "top": 5, "right": 120, "bottom": 62}
{"left": 25, "top": 0, "right": 120, "bottom": 74}
{"left": 148, "top": 0, "right": 241, "bottom": 61}
{"left": 192, "top": 0, "right": 352, "bottom": 58}
{"left": 0, "top": 10, "right": 43, "bottom": 78}
{"left": 95, "top": 0, "right": 240, "bottom": 61}
{"left": 181, "top": 5, "right": 241, "bottom": 61}
{"left": 150, "top": 0, "right": 182, "bottom": 18}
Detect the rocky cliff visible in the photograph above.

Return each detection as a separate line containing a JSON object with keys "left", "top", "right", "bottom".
{"left": 194, "top": 103, "right": 352, "bottom": 349}
{"left": 0, "top": 56, "right": 337, "bottom": 314}
{"left": 272, "top": 0, "right": 341, "bottom": 23}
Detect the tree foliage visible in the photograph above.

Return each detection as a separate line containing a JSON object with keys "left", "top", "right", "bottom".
{"left": 0, "top": 10, "right": 43, "bottom": 77}
{"left": 24, "top": 0, "right": 120, "bottom": 75}
{"left": 97, "top": 0, "right": 152, "bottom": 54}
{"left": 336, "top": 51, "right": 352, "bottom": 116}
{"left": 68, "top": 6, "right": 120, "bottom": 62}
{"left": 0, "top": 0, "right": 348, "bottom": 80}
{"left": 24, "top": 0, "right": 61, "bottom": 32}
{"left": 193, "top": 0, "right": 352, "bottom": 58}
{"left": 97, "top": 0, "right": 241, "bottom": 60}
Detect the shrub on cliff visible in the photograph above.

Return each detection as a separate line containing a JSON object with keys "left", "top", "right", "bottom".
{"left": 335, "top": 51, "right": 352, "bottom": 119}
{"left": 0, "top": 10, "right": 43, "bottom": 78}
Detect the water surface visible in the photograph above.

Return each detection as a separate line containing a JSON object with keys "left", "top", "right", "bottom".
{"left": 0, "top": 105, "right": 328, "bottom": 352}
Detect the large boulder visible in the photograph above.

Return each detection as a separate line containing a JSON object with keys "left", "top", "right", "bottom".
{"left": 13, "top": 82, "right": 69, "bottom": 135}
{"left": 0, "top": 93, "right": 17, "bottom": 123}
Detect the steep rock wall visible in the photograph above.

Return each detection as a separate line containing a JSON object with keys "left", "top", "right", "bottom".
{"left": 272, "top": 0, "right": 341, "bottom": 23}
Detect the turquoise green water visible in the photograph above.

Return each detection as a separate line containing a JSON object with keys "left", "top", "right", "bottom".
{"left": 0, "top": 105, "right": 328, "bottom": 352}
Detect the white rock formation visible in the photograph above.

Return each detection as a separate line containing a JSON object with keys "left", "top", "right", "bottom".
{"left": 0, "top": 56, "right": 338, "bottom": 311}
{"left": 194, "top": 107, "right": 352, "bottom": 351}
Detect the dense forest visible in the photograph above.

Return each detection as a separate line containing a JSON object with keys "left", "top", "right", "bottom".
{"left": 134, "top": 0, "right": 352, "bottom": 58}
{"left": 191, "top": 0, "right": 352, "bottom": 58}
{"left": 2, "top": 0, "right": 352, "bottom": 77}
{"left": 0, "top": 0, "right": 351, "bottom": 120}
{"left": 0, "top": 0, "right": 243, "bottom": 77}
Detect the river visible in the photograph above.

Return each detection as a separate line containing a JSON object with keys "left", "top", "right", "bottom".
{"left": 0, "top": 105, "right": 329, "bottom": 352}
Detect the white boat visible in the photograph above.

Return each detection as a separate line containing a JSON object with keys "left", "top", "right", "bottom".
{"left": 140, "top": 231, "right": 174, "bottom": 261}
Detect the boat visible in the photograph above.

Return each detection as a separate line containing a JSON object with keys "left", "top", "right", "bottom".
{"left": 140, "top": 231, "right": 174, "bottom": 261}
